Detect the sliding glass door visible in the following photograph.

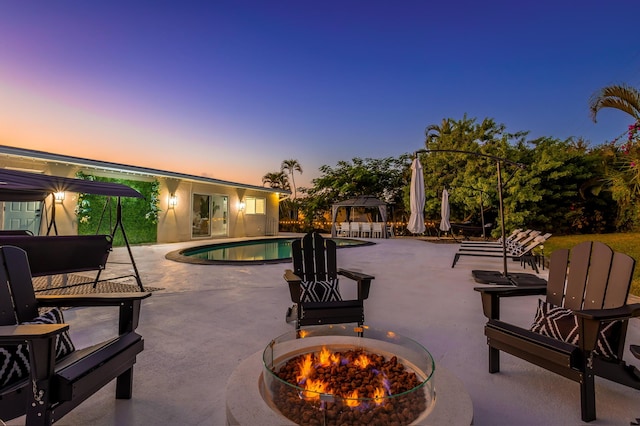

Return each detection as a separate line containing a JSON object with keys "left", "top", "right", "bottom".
{"left": 211, "top": 195, "right": 228, "bottom": 237}
{"left": 192, "top": 193, "right": 228, "bottom": 238}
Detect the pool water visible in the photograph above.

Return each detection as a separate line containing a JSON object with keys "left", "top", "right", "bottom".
{"left": 166, "top": 237, "right": 372, "bottom": 265}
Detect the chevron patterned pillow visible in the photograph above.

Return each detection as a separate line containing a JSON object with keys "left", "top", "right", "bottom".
{"left": 0, "top": 308, "right": 75, "bottom": 387}
{"left": 530, "top": 299, "right": 622, "bottom": 360}
{"left": 300, "top": 279, "right": 342, "bottom": 302}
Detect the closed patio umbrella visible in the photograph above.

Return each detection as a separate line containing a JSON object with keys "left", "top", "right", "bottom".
{"left": 440, "top": 188, "right": 451, "bottom": 233}
{"left": 407, "top": 158, "right": 426, "bottom": 234}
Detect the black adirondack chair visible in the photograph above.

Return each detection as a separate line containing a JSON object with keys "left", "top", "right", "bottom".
{"left": 474, "top": 241, "right": 640, "bottom": 422}
{"left": 0, "top": 245, "right": 151, "bottom": 425}
{"left": 284, "top": 231, "right": 374, "bottom": 332}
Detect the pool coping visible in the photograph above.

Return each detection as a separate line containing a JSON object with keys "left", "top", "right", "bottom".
{"left": 164, "top": 236, "right": 375, "bottom": 265}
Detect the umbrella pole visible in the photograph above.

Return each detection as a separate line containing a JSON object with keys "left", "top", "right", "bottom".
{"left": 496, "top": 161, "right": 508, "bottom": 277}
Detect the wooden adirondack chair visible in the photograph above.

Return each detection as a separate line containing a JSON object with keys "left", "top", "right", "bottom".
{"left": 0, "top": 245, "right": 151, "bottom": 425}
{"left": 474, "top": 241, "right": 640, "bottom": 422}
{"left": 284, "top": 231, "right": 374, "bottom": 333}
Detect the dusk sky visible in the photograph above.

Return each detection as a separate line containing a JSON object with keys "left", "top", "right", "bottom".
{"left": 1, "top": 1, "right": 639, "bottom": 188}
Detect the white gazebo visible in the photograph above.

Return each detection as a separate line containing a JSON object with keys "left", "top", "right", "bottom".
{"left": 331, "top": 195, "right": 388, "bottom": 238}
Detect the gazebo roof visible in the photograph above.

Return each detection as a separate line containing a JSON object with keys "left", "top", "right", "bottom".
{"left": 332, "top": 195, "right": 386, "bottom": 207}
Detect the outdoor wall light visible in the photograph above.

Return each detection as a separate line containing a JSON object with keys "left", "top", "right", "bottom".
{"left": 54, "top": 191, "right": 65, "bottom": 203}
{"left": 168, "top": 194, "right": 178, "bottom": 209}
{"left": 237, "top": 201, "right": 245, "bottom": 211}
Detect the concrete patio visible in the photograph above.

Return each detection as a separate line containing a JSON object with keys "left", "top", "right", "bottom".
{"left": 13, "top": 236, "right": 640, "bottom": 425}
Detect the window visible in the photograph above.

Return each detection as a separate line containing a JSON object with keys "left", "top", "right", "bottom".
{"left": 245, "top": 196, "right": 265, "bottom": 215}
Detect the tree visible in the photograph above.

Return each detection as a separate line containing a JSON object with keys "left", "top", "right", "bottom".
{"left": 589, "top": 84, "right": 640, "bottom": 230}
{"left": 281, "top": 159, "right": 303, "bottom": 200}
{"left": 589, "top": 84, "right": 640, "bottom": 123}
{"left": 425, "top": 118, "right": 454, "bottom": 144}
{"left": 419, "top": 116, "right": 527, "bottom": 233}
{"left": 262, "top": 171, "right": 290, "bottom": 190}
{"left": 300, "top": 156, "right": 411, "bottom": 229}
{"left": 419, "top": 115, "right": 611, "bottom": 236}
{"left": 262, "top": 171, "right": 292, "bottom": 220}
{"left": 507, "top": 137, "right": 613, "bottom": 234}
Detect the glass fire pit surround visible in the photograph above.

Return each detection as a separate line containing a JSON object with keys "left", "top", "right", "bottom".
{"left": 262, "top": 325, "right": 436, "bottom": 426}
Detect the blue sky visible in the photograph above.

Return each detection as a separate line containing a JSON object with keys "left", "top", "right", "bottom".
{"left": 1, "top": 1, "right": 639, "bottom": 188}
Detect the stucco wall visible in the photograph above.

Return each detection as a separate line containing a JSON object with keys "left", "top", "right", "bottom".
{"left": 0, "top": 153, "right": 281, "bottom": 243}
{"left": 156, "top": 180, "right": 280, "bottom": 243}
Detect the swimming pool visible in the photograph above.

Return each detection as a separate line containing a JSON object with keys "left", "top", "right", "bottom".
{"left": 165, "top": 237, "right": 374, "bottom": 265}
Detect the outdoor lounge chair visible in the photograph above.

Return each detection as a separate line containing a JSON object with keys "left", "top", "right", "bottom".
{"left": 284, "top": 231, "right": 374, "bottom": 333}
{"left": 460, "top": 228, "right": 523, "bottom": 246}
{"left": 452, "top": 234, "right": 550, "bottom": 272}
{"left": 474, "top": 241, "right": 640, "bottom": 422}
{"left": 0, "top": 245, "right": 151, "bottom": 425}
{"left": 460, "top": 229, "right": 538, "bottom": 251}
{"left": 459, "top": 231, "right": 547, "bottom": 255}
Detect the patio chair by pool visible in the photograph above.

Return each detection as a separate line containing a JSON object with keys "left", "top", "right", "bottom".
{"left": 284, "top": 231, "right": 374, "bottom": 333}
{"left": 458, "top": 231, "right": 547, "bottom": 255}
{"left": 349, "top": 222, "right": 360, "bottom": 237}
{"left": 372, "top": 222, "right": 384, "bottom": 238}
{"left": 0, "top": 245, "right": 151, "bottom": 425}
{"left": 474, "top": 241, "right": 640, "bottom": 422}
{"left": 360, "top": 222, "right": 372, "bottom": 238}
{"left": 459, "top": 230, "right": 539, "bottom": 251}
{"left": 451, "top": 234, "right": 549, "bottom": 272}
{"left": 460, "top": 228, "right": 523, "bottom": 246}
{"left": 338, "top": 222, "right": 350, "bottom": 237}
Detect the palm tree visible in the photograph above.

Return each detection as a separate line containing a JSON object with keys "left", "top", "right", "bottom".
{"left": 262, "top": 171, "right": 290, "bottom": 191}
{"left": 425, "top": 118, "right": 453, "bottom": 144}
{"left": 589, "top": 84, "right": 640, "bottom": 123}
{"left": 281, "top": 159, "right": 303, "bottom": 200}
{"left": 263, "top": 171, "right": 291, "bottom": 220}
{"left": 589, "top": 83, "right": 640, "bottom": 230}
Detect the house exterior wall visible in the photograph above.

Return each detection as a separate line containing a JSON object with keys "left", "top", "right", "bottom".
{"left": 155, "top": 179, "right": 280, "bottom": 243}
{"left": 0, "top": 148, "right": 282, "bottom": 243}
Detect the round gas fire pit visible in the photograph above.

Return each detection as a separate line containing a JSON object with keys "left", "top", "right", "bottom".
{"left": 226, "top": 325, "right": 473, "bottom": 425}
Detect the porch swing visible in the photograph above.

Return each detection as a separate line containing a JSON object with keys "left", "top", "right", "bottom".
{"left": 0, "top": 168, "right": 146, "bottom": 291}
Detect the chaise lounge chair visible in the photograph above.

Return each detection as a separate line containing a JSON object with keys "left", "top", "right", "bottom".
{"left": 459, "top": 231, "right": 543, "bottom": 254}
{"left": 460, "top": 228, "right": 525, "bottom": 247}
{"left": 452, "top": 233, "right": 550, "bottom": 272}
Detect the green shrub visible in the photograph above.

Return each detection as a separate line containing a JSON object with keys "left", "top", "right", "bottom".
{"left": 75, "top": 173, "right": 158, "bottom": 246}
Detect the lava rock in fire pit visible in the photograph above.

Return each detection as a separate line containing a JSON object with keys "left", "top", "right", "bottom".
{"left": 272, "top": 347, "right": 427, "bottom": 426}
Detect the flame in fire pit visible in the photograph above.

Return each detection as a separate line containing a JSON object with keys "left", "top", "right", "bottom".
{"left": 301, "top": 378, "right": 329, "bottom": 401}
{"left": 344, "top": 390, "right": 360, "bottom": 407}
{"left": 287, "top": 345, "right": 416, "bottom": 410}
{"left": 319, "top": 346, "right": 340, "bottom": 367}
{"left": 353, "top": 353, "right": 371, "bottom": 369}
{"left": 373, "top": 386, "right": 386, "bottom": 405}
{"left": 296, "top": 353, "right": 314, "bottom": 383}
{"left": 264, "top": 327, "right": 435, "bottom": 426}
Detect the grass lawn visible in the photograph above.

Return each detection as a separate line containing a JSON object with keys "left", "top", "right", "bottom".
{"left": 541, "top": 233, "right": 640, "bottom": 297}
